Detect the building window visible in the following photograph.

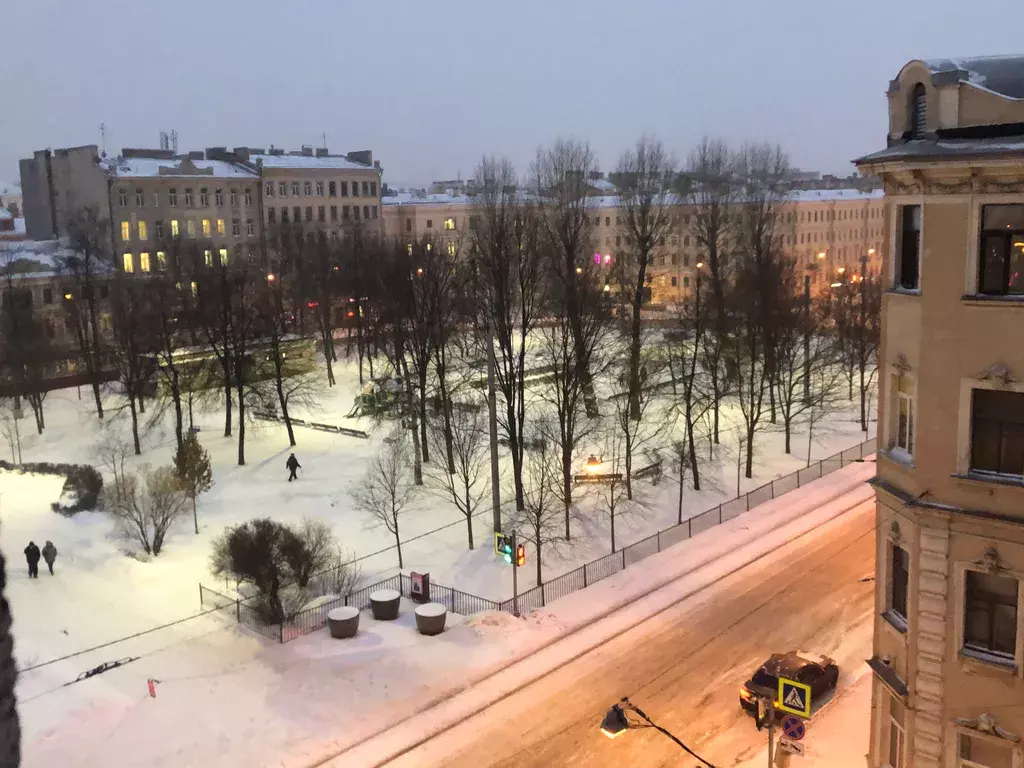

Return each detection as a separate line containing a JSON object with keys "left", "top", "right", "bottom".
{"left": 318, "top": 206, "right": 326, "bottom": 222}
{"left": 963, "top": 569, "right": 1019, "bottom": 662}
{"left": 218, "top": 248, "right": 228, "bottom": 266}
{"left": 305, "top": 206, "right": 313, "bottom": 223}
{"left": 887, "top": 695, "right": 906, "bottom": 768}
{"left": 246, "top": 219, "right": 255, "bottom": 236}
{"left": 342, "top": 206, "right": 350, "bottom": 219}
{"left": 244, "top": 188, "right": 252, "bottom": 206}
{"left": 229, "top": 189, "right": 237, "bottom": 206}
{"left": 372, "top": 205, "right": 378, "bottom": 219}
{"left": 895, "top": 205, "right": 921, "bottom": 290}
{"left": 216, "top": 219, "right": 225, "bottom": 236}
{"left": 302, "top": 181, "right": 311, "bottom": 196}
{"left": 371, "top": 181, "right": 377, "bottom": 196}
{"left": 169, "top": 189, "right": 178, "bottom": 207}
{"left": 278, "top": 182, "right": 287, "bottom": 197}
{"left": 605, "top": 216, "right": 611, "bottom": 227}
{"left": 358, "top": 181, "right": 366, "bottom": 197}
{"left": 232, "top": 219, "right": 240, "bottom": 237}
{"left": 971, "top": 388, "right": 1024, "bottom": 477}
{"left": 200, "top": 188, "right": 209, "bottom": 207}
{"left": 156, "top": 251, "right": 166, "bottom": 271}
{"left": 138, "top": 221, "right": 148, "bottom": 241}
{"left": 671, "top": 277, "right": 678, "bottom": 287}
{"left": 329, "top": 181, "right": 337, "bottom": 197}
{"left": 268, "top": 208, "right": 276, "bottom": 224}
{"left": 201, "top": 219, "right": 211, "bottom": 237}
{"left": 154, "top": 220, "right": 164, "bottom": 239}
{"left": 341, "top": 181, "right": 349, "bottom": 197}
{"left": 139, "top": 252, "right": 151, "bottom": 273}
{"left": 910, "top": 83, "right": 927, "bottom": 139}
{"left": 958, "top": 732, "right": 1013, "bottom": 767}
{"left": 122, "top": 253, "right": 134, "bottom": 273}
{"left": 353, "top": 206, "right": 361, "bottom": 221}
{"left": 979, "top": 205, "right": 1024, "bottom": 296}
{"left": 136, "top": 189, "right": 145, "bottom": 207}
{"left": 330, "top": 205, "right": 338, "bottom": 222}
{"left": 121, "top": 221, "right": 130, "bottom": 241}
{"left": 43, "top": 288, "right": 52, "bottom": 305}
{"left": 292, "top": 181, "right": 300, "bottom": 197}
{"left": 204, "top": 249, "right": 213, "bottom": 268}
{"left": 171, "top": 219, "right": 180, "bottom": 237}
{"left": 683, "top": 276, "right": 690, "bottom": 288}
{"left": 293, "top": 206, "right": 301, "bottom": 222}
{"left": 185, "top": 188, "right": 194, "bottom": 207}
{"left": 316, "top": 181, "right": 324, "bottom": 196}
{"left": 118, "top": 188, "right": 127, "bottom": 207}
{"left": 426, "top": 219, "right": 433, "bottom": 229}
{"left": 891, "top": 376, "right": 914, "bottom": 456}
{"left": 444, "top": 217, "right": 456, "bottom": 231}
{"left": 214, "top": 189, "right": 223, "bottom": 206}
{"left": 890, "top": 544, "right": 910, "bottom": 624}
{"left": 447, "top": 242, "right": 457, "bottom": 256}
{"left": 187, "top": 220, "right": 196, "bottom": 238}
{"left": 266, "top": 183, "right": 274, "bottom": 197}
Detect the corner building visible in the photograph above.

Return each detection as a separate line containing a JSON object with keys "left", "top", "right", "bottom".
{"left": 857, "top": 56, "right": 1024, "bottom": 768}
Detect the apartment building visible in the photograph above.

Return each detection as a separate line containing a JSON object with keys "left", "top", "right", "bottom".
{"left": 381, "top": 187, "right": 884, "bottom": 304}
{"left": 856, "top": 55, "right": 1024, "bottom": 768}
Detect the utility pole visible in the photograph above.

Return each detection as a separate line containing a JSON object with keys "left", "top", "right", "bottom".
{"left": 486, "top": 316, "right": 502, "bottom": 534}
{"left": 510, "top": 530, "right": 519, "bottom": 617}
{"left": 802, "top": 274, "right": 811, "bottom": 402}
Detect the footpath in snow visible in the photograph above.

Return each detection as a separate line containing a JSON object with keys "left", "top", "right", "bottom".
{"left": 15, "top": 458, "right": 875, "bottom": 768}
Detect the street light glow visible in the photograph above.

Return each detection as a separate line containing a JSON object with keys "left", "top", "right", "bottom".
{"left": 838, "top": 267, "right": 846, "bottom": 274}
{"left": 266, "top": 273, "right": 276, "bottom": 282}
{"left": 868, "top": 248, "right": 876, "bottom": 255}
{"left": 600, "top": 705, "right": 629, "bottom": 739}
{"left": 696, "top": 261, "right": 704, "bottom": 269}
{"left": 576, "top": 266, "right": 583, "bottom": 274}
{"left": 817, "top": 251, "right": 826, "bottom": 260}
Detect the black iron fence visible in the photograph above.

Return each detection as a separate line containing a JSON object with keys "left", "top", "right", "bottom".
{"left": 199, "top": 436, "right": 876, "bottom": 643}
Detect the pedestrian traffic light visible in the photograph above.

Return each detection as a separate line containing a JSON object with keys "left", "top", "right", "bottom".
{"left": 516, "top": 544, "right": 526, "bottom": 567}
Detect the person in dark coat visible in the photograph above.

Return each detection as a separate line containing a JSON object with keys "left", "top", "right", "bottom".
{"left": 41, "top": 541, "right": 57, "bottom": 575}
{"left": 286, "top": 453, "right": 301, "bottom": 482}
{"left": 24, "top": 542, "right": 40, "bottom": 579}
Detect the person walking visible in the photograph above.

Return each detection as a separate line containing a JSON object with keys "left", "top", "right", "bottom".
{"left": 23, "top": 542, "right": 40, "bottom": 579}
{"left": 41, "top": 541, "right": 57, "bottom": 575}
{"left": 286, "top": 453, "right": 301, "bottom": 482}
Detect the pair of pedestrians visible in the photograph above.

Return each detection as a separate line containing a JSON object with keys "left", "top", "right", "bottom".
{"left": 24, "top": 541, "right": 57, "bottom": 578}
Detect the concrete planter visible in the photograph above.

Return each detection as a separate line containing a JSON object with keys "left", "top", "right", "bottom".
{"left": 326, "top": 606, "right": 360, "bottom": 639}
{"left": 370, "top": 589, "right": 401, "bottom": 621}
{"left": 414, "top": 602, "right": 447, "bottom": 636}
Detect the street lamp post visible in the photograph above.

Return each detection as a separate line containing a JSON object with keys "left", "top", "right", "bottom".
{"left": 600, "top": 697, "right": 716, "bottom": 767}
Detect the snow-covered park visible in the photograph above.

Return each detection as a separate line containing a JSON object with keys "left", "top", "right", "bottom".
{"left": 1, "top": 345, "right": 876, "bottom": 767}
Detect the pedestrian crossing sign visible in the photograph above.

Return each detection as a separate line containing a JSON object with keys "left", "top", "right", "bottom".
{"left": 777, "top": 677, "right": 812, "bottom": 717}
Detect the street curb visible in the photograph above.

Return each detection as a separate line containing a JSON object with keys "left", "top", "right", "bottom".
{"left": 309, "top": 465, "right": 875, "bottom": 768}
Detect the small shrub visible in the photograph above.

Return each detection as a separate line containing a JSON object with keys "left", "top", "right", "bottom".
{"left": 0, "top": 460, "right": 104, "bottom": 515}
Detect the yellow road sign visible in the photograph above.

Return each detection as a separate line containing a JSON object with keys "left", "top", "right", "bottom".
{"left": 777, "top": 676, "right": 812, "bottom": 717}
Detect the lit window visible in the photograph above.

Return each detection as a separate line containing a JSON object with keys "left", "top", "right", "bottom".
{"left": 444, "top": 217, "right": 456, "bottom": 231}
{"left": 216, "top": 219, "right": 225, "bottom": 236}
{"left": 171, "top": 219, "right": 180, "bottom": 237}
{"left": 139, "top": 252, "right": 151, "bottom": 272}
{"left": 156, "top": 251, "right": 167, "bottom": 270}
{"left": 136, "top": 189, "right": 145, "bottom": 207}
{"left": 218, "top": 248, "right": 228, "bottom": 266}
{"left": 187, "top": 220, "right": 196, "bottom": 238}
{"left": 304, "top": 181, "right": 312, "bottom": 196}
{"left": 204, "top": 249, "right": 213, "bottom": 267}
{"left": 202, "top": 219, "right": 211, "bottom": 237}
{"left": 447, "top": 242, "right": 457, "bottom": 256}
{"left": 122, "top": 253, "right": 134, "bottom": 273}
{"left": 200, "top": 188, "right": 209, "bottom": 207}
{"left": 169, "top": 189, "right": 178, "bottom": 206}
{"left": 407, "top": 243, "right": 413, "bottom": 255}
{"left": 121, "top": 221, "right": 130, "bottom": 241}
{"left": 215, "top": 189, "right": 223, "bottom": 206}
{"left": 138, "top": 221, "right": 148, "bottom": 241}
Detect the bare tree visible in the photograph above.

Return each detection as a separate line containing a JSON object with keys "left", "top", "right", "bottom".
{"left": 614, "top": 135, "right": 676, "bottom": 421}
{"left": 104, "top": 464, "right": 189, "bottom": 556}
{"left": 511, "top": 438, "right": 565, "bottom": 585}
{"left": 0, "top": 250, "right": 52, "bottom": 434}
{"left": 108, "top": 275, "right": 156, "bottom": 455}
{"left": 351, "top": 433, "right": 415, "bottom": 569}
{"left": 684, "top": 138, "right": 736, "bottom": 442}
{"left": 534, "top": 138, "right": 602, "bottom": 416}
{"left": 834, "top": 266, "right": 882, "bottom": 432}
{"left": 471, "top": 157, "right": 544, "bottom": 511}
{"left": 427, "top": 407, "right": 489, "bottom": 549}
{"left": 59, "top": 206, "right": 113, "bottom": 419}
{"left": 612, "top": 337, "right": 667, "bottom": 500}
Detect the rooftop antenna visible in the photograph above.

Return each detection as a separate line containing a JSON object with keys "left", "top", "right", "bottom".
{"left": 159, "top": 131, "right": 169, "bottom": 151}
{"left": 170, "top": 129, "right": 179, "bottom": 154}
{"left": 322, "top": 132, "right": 327, "bottom": 150}
{"left": 99, "top": 122, "right": 107, "bottom": 157}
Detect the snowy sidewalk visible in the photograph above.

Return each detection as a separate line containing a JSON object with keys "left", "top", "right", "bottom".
{"left": 319, "top": 461, "right": 876, "bottom": 768}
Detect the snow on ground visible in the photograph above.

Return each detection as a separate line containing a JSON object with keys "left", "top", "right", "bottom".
{"left": 11, "top": 456, "right": 874, "bottom": 768}
{"left": 735, "top": 666, "right": 873, "bottom": 768}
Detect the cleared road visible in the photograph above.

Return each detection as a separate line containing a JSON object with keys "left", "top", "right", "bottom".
{"left": 380, "top": 495, "right": 876, "bottom": 768}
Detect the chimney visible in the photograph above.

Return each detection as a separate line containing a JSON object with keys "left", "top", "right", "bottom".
{"left": 205, "top": 146, "right": 230, "bottom": 161}
{"left": 301, "top": 145, "right": 313, "bottom": 157}
{"left": 233, "top": 147, "right": 251, "bottom": 161}
{"left": 346, "top": 150, "right": 372, "bottom": 166}
{"left": 188, "top": 151, "right": 203, "bottom": 160}
{"left": 315, "top": 148, "right": 328, "bottom": 157}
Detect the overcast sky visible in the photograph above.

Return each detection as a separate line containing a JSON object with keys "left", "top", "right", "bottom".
{"left": 4, "top": 0, "right": 1023, "bottom": 188}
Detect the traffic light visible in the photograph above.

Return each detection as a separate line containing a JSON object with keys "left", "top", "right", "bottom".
{"left": 516, "top": 544, "right": 526, "bottom": 567}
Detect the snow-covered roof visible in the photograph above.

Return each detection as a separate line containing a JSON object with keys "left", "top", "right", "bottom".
{"left": 0, "top": 208, "right": 11, "bottom": 221}
{"left": 248, "top": 153, "right": 375, "bottom": 171}
{"left": 103, "top": 156, "right": 257, "bottom": 179}
{"left": 588, "top": 178, "right": 617, "bottom": 192}
{"left": 788, "top": 189, "right": 884, "bottom": 203}
{"left": 382, "top": 192, "right": 474, "bottom": 206}
{"left": 857, "top": 136, "right": 1024, "bottom": 165}
{"left": 0, "top": 239, "right": 73, "bottom": 276}
{"left": 922, "top": 55, "right": 1024, "bottom": 99}
{"left": 14, "top": 218, "right": 24, "bottom": 234}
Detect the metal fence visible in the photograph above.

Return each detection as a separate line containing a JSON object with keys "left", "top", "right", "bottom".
{"left": 200, "top": 435, "right": 875, "bottom": 642}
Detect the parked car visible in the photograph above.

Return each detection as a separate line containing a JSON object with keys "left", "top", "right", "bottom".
{"left": 739, "top": 651, "right": 839, "bottom": 717}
